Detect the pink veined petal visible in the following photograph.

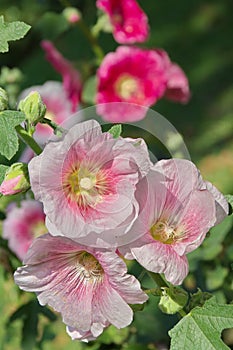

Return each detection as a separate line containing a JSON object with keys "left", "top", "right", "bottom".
{"left": 131, "top": 239, "right": 189, "bottom": 285}
{"left": 95, "top": 281, "right": 133, "bottom": 328}
{"left": 204, "top": 181, "right": 229, "bottom": 225}
{"left": 173, "top": 189, "right": 216, "bottom": 255}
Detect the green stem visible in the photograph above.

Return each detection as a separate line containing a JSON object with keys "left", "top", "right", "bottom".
{"left": 16, "top": 125, "right": 42, "bottom": 155}
{"left": 41, "top": 118, "right": 65, "bottom": 135}
{"left": 148, "top": 272, "right": 170, "bottom": 288}
{"left": 77, "top": 19, "right": 105, "bottom": 63}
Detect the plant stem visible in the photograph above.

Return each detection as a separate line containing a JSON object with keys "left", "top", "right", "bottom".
{"left": 77, "top": 19, "right": 105, "bottom": 63}
{"left": 148, "top": 272, "right": 170, "bottom": 288}
{"left": 41, "top": 118, "right": 65, "bottom": 135}
{"left": 16, "top": 125, "right": 42, "bottom": 155}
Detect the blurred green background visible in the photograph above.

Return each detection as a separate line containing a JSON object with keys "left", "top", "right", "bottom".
{"left": 0, "top": 0, "right": 232, "bottom": 349}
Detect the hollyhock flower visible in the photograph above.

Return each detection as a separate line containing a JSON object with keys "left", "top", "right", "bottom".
{"left": 19, "top": 81, "right": 73, "bottom": 145}
{"left": 156, "top": 49, "right": 190, "bottom": 104}
{"left": 3, "top": 200, "right": 47, "bottom": 260}
{"left": 96, "top": 0, "right": 149, "bottom": 44}
{"left": 41, "top": 40, "right": 82, "bottom": 112}
{"left": 28, "top": 119, "right": 151, "bottom": 246}
{"left": 14, "top": 234, "right": 148, "bottom": 341}
{"left": 119, "top": 159, "right": 228, "bottom": 285}
{"left": 96, "top": 46, "right": 167, "bottom": 122}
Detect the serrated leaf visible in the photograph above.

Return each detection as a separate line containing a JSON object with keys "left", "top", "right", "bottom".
{"left": 0, "top": 16, "right": 31, "bottom": 53}
{"left": 108, "top": 124, "right": 122, "bottom": 138}
{"left": 0, "top": 110, "right": 25, "bottom": 160}
{"left": 0, "top": 164, "right": 9, "bottom": 184}
{"left": 169, "top": 297, "right": 233, "bottom": 350}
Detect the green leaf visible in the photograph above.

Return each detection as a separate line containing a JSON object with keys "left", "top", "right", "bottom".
{"left": 169, "top": 297, "right": 233, "bottom": 350}
{"left": 108, "top": 124, "right": 122, "bottom": 138}
{"left": 98, "top": 325, "right": 129, "bottom": 345}
{"left": 82, "top": 76, "right": 97, "bottom": 105}
{"left": 36, "top": 12, "right": 69, "bottom": 40}
{"left": 0, "top": 110, "right": 25, "bottom": 160}
{"left": 0, "top": 164, "right": 9, "bottom": 184}
{"left": 0, "top": 16, "right": 31, "bottom": 53}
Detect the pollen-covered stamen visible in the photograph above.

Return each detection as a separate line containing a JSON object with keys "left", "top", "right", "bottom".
{"left": 62, "top": 163, "right": 114, "bottom": 209}
{"left": 71, "top": 251, "right": 104, "bottom": 283}
{"left": 150, "top": 220, "right": 185, "bottom": 244}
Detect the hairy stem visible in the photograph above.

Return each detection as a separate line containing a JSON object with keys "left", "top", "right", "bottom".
{"left": 16, "top": 125, "right": 42, "bottom": 155}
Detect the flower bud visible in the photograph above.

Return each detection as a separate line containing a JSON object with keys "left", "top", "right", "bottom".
{"left": 18, "top": 91, "right": 46, "bottom": 125}
{"left": 62, "top": 7, "right": 81, "bottom": 24}
{"left": 0, "top": 87, "right": 8, "bottom": 111}
{"left": 158, "top": 286, "right": 188, "bottom": 315}
{"left": 0, "top": 163, "right": 30, "bottom": 195}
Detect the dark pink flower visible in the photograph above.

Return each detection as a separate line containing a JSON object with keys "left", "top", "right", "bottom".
{"left": 96, "top": 46, "right": 167, "bottom": 122}
{"left": 156, "top": 49, "right": 191, "bottom": 104}
{"left": 96, "top": 0, "right": 149, "bottom": 44}
{"left": 14, "top": 234, "right": 148, "bottom": 340}
{"left": 119, "top": 159, "right": 228, "bottom": 285}
{"left": 41, "top": 40, "right": 82, "bottom": 112}
{"left": 3, "top": 200, "right": 47, "bottom": 260}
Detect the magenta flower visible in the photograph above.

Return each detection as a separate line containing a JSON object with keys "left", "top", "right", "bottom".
{"left": 19, "top": 81, "right": 73, "bottom": 145}
{"left": 96, "top": 0, "right": 149, "bottom": 44}
{"left": 14, "top": 234, "right": 148, "bottom": 340}
{"left": 156, "top": 49, "right": 191, "bottom": 104}
{"left": 96, "top": 46, "right": 167, "bottom": 122}
{"left": 3, "top": 200, "right": 47, "bottom": 261}
{"left": 41, "top": 40, "right": 82, "bottom": 112}
{"left": 28, "top": 120, "right": 151, "bottom": 246}
{"left": 119, "top": 159, "right": 228, "bottom": 285}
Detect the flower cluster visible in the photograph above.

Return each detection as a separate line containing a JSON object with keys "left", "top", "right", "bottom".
{"left": 14, "top": 120, "right": 228, "bottom": 342}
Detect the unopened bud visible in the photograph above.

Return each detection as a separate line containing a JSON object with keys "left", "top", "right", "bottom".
{"left": 0, "top": 163, "right": 30, "bottom": 195}
{"left": 63, "top": 7, "right": 81, "bottom": 24}
{"left": 18, "top": 91, "right": 46, "bottom": 125}
{"left": 158, "top": 286, "right": 188, "bottom": 314}
{"left": 0, "top": 87, "right": 8, "bottom": 111}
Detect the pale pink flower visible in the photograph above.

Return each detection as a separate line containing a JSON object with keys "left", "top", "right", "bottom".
{"left": 156, "top": 49, "right": 190, "bottom": 104}
{"left": 14, "top": 234, "right": 148, "bottom": 340}
{"left": 19, "top": 81, "right": 73, "bottom": 145}
{"left": 96, "top": 46, "right": 167, "bottom": 122}
{"left": 3, "top": 200, "right": 47, "bottom": 260}
{"left": 28, "top": 120, "right": 151, "bottom": 246}
{"left": 119, "top": 159, "right": 228, "bottom": 285}
{"left": 41, "top": 40, "right": 82, "bottom": 112}
{"left": 96, "top": 0, "right": 149, "bottom": 44}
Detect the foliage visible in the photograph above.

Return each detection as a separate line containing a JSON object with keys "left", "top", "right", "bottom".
{"left": 0, "top": 16, "right": 30, "bottom": 53}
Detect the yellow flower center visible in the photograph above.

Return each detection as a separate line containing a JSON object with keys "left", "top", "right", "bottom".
{"left": 74, "top": 251, "right": 104, "bottom": 282}
{"left": 115, "top": 75, "right": 139, "bottom": 100}
{"left": 150, "top": 220, "right": 184, "bottom": 244}
{"left": 62, "top": 164, "right": 112, "bottom": 209}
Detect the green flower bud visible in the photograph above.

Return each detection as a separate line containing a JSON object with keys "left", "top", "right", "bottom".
{"left": 62, "top": 7, "right": 81, "bottom": 24}
{"left": 0, "top": 87, "right": 8, "bottom": 111}
{"left": 18, "top": 91, "right": 46, "bottom": 125}
{"left": 0, "top": 163, "right": 30, "bottom": 195}
{"left": 158, "top": 286, "right": 188, "bottom": 315}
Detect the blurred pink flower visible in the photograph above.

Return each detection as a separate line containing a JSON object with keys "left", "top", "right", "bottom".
{"left": 156, "top": 49, "right": 191, "bottom": 104}
{"left": 119, "top": 159, "right": 228, "bottom": 285}
{"left": 28, "top": 120, "right": 151, "bottom": 246}
{"left": 14, "top": 234, "right": 148, "bottom": 340}
{"left": 3, "top": 200, "right": 47, "bottom": 260}
{"left": 19, "top": 81, "right": 73, "bottom": 145}
{"left": 41, "top": 40, "right": 82, "bottom": 112}
{"left": 96, "top": 46, "right": 167, "bottom": 122}
{"left": 96, "top": 0, "right": 149, "bottom": 44}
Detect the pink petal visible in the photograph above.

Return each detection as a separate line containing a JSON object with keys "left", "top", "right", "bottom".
{"left": 204, "top": 181, "right": 229, "bottom": 225}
